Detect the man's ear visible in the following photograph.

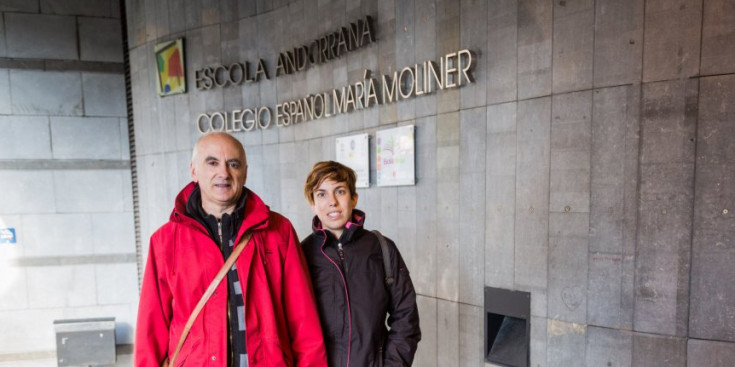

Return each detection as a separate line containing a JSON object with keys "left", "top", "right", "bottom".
{"left": 189, "top": 161, "right": 197, "bottom": 182}
{"left": 352, "top": 192, "right": 359, "bottom": 207}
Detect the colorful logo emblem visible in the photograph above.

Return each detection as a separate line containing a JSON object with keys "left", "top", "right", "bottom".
{"left": 155, "top": 38, "right": 186, "bottom": 96}
{"left": 0, "top": 228, "right": 16, "bottom": 244}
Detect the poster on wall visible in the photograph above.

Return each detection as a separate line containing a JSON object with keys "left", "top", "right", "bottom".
{"left": 155, "top": 38, "right": 186, "bottom": 97}
{"left": 336, "top": 133, "right": 369, "bottom": 188}
{"left": 376, "top": 125, "right": 415, "bottom": 186}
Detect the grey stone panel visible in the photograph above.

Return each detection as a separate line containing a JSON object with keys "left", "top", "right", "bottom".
{"left": 459, "top": 0, "right": 486, "bottom": 110}
{"left": 701, "top": 0, "right": 735, "bottom": 75}
{"left": 54, "top": 170, "right": 127, "bottom": 213}
{"left": 150, "top": 0, "right": 171, "bottom": 38}
{"left": 377, "top": 0, "right": 397, "bottom": 125}
{"left": 22, "top": 214, "right": 94, "bottom": 257}
{"left": 0, "top": 171, "right": 56, "bottom": 214}
{"left": 27, "top": 264, "right": 97, "bottom": 307}
{"left": 435, "top": 0, "right": 459, "bottom": 114}
{"left": 552, "top": 0, "right": 594, "bottom": 94}
{"left": 5, "top": 13, "right": 77, "bottom": 60}
{"left": 459, "top": 304, "right": 483, "bottom": 367}
{"left": 397, "top": 185, "right": 417, "bottom": 277}
{"left": 593, "top": 0, "right": 644, "bottom": 87}
{"left": 514, "top": 97, "right": 550, "bottom": 290}
{"left": 0, "top": 116, "right": 51, "bottom": 159}
{"left": 437, "top": 299, "right": 459, "bottom": 367}
{"left": 590, "top": 86, "right": 640, "bottom": 255}
{"left": 395, "top": 0, "right": 415, "bottom": 122}
{"left": 379, "top": 186, "right": 398, "bottom": 245}
{"left": 460, "top": 106, "right": 486, "bottom": 174}
{"left": 486, "top": 170, "right": 515, "bottom": 290}
{"left": 531, "top": 316, "right": 547, "bottom": 367}
{"left": 172, "top": 93, "right": 194, "bottom": 152}
{"left": 459, "top": 108, "right": 485, "bottom": 306}
{"left": 631, "top": 333, "right": 686, "bottom": 367}
{"left": 166, "top": 0, "right": 186, "bottom": 35}
{"left": 83, "top": 73, "right": 126, "bottom": 117}
{"left": 689, "top": 75, "right": 735, "bottom": 342}
{"left": 414, "top": 295, "right": 437, "bottom": 367}
{"left": 588, "top": 251, "right": 635, "bottom": 329}
{"left": 634, "top": 79, "right": 695, "bottom": 336}
{"left": 517, "top": 0, "right": 552, "bottom": 100}
{"left": 550, "top": 91, "right": 591, "bottom": 214}
{"left": 0, "top": 0, "right": 38, "bottom": 12}
{"left": 413, "top": 0, "right": 437, "bottom": 119}
{"left": 486, "top": 102, "right": 516, "bottom": 290}
{"left": 10, "top": 70, "right": 83, "bottom": 116}
{"left": 687, "top": 339, "right": 735, "bottom": 367}
{"left": 585, "top": 326, "right": 633, "bottom": 367}
{"left": 239, "top": 18, "right": 262, "bottom": 110}
{"left": 414, "top": 124, "right": 437, "bottom": 297}
{"left": 416, "top": 115, "right": 436, "bottom": 179}
{"left": 79, "top": 17, "right": 123, "bottom": 63}
{"left": 125, "top": 0, "right": 147, "bottom": 46}
{"left": 635, "top": 163, "right": 694, "bottom": 336}
{"left": 0, "top": 15, "right": 6, "bottom": 57}
{"left": 41, "top": 0, "right": 115, "bottom": 17}
{"left": 436, "top": 180, "right": 459, "bottom": 300}
{"left": 91, "top": 212, "right": 135, "bottom": 255}
{"left": 548, "top": 213, "right": 588, "bottom": 324}
{"left": 642, "top": 0, "right": 702, "bottom": 83}
{"left": 50, "top": 117, "right": 122, "bottom": 159}
{"left": 546, "top": 319, "right": 586, "bottom": 367}
{"left": 459, "top": 171, "right": 485, "bottom": 307}
{"left": 695, "top": 75, "right": 735, "bottom": 166}
{"left": 640, "top": 80, "right": 698, "bottom": 165}
{"left": 486, "top": 0, "right": 517, "bottom": 105}
{"left": 260, "top": 144, "right": 282, "bottom": 209}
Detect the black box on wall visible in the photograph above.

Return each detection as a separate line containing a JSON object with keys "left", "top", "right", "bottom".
{"left": 484, "top": 287, "right": 530, "bottom": 367}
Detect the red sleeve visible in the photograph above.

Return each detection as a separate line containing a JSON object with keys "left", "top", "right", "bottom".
{"left": 134, "top": 230, "right": 173, "bottom": 366}
{"left": 281, "top": 220, "right": 328, "bottom": 367}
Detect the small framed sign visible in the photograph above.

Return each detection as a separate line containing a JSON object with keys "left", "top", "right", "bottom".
{"left": 0, "top": 228, "right": 16, "bottom": 244}
{"left": 376, "top": 125, "right": 415, "bottom": 186}
{"left": 155, "top": 38, "right": 186, "bottom": 97}
{"left": 336, "top": 133, "right": 370, "bottom": 188}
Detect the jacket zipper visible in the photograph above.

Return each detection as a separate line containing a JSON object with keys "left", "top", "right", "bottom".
{"left": 320, "top": 235, "right": 351, "bottom": 367}
{"left": 218, "top": 219, "right": 234, "bottom": 367}
{"left": 337, "top": 243, "right": 346, "bottom": 274}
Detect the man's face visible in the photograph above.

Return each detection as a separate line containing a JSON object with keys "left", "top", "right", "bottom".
{"left": 190, "top": 134, "right": 247, "bottom": 213}
{"left": 310, "top": 178, "right": 358, "bottom": 239}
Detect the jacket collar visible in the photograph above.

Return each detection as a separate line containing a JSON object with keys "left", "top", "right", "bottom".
{"left": 311, "top": 209, "right": 366, "bottom": 243}
{"left": 172, "top": 182, "right": 270, "bottom": 238}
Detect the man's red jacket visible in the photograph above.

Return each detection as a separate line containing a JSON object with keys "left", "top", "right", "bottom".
{"left": 135, "top": 182, "right": 327, "bottom": 366}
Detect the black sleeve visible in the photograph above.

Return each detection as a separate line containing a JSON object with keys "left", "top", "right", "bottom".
{"left": 383, "top": 237, "right": 421, "bottom": 367}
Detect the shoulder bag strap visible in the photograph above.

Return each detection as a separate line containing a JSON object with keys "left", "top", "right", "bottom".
{"left": 165, "top": 231, "right": 253, "bottom": 367}
{"left": 372, "top": 230, "right": 394, "bottom": 287}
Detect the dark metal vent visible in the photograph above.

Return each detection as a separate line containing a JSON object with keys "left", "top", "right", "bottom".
{"left": 485, "top": 287, "right": 531, "bottom": 367}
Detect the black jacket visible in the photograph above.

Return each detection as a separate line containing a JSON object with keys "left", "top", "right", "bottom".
{"left": 301, "top": 210, "right": 421, "bottom": 367}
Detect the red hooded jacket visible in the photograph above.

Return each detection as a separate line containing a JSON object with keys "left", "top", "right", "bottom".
{"left": 135, "top": 183, "right": 327, "bottom": 366}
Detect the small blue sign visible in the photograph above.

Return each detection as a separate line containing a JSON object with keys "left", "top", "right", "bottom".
{"left": 0, "top": 228, "right": 16, "bottom": 244}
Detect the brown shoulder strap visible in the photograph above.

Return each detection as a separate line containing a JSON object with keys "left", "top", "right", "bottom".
{"left": 167, "top": 231, "right": 252, "bottom": 367}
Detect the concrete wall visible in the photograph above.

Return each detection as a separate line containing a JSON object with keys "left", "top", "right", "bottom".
{"left": 126, "top": 0, "right": 735, "bottom": 366}
{"left": 0, "top": 0, "right": 137, "bottom": 364}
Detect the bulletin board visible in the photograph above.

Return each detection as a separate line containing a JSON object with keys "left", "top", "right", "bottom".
{"left": 376, "top": 125, "right": 415, "bottom": 186}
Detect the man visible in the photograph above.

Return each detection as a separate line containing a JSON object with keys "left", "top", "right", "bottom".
{"left": 301, "top": 161, "right": 421, "bottom": 367}
{"left": 135, "top": 132, "right": 327, "bottom": 367}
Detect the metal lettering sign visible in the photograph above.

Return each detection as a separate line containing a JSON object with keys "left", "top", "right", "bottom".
{"left": 0, "top": 228, "right": 16, "bottom": 244}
